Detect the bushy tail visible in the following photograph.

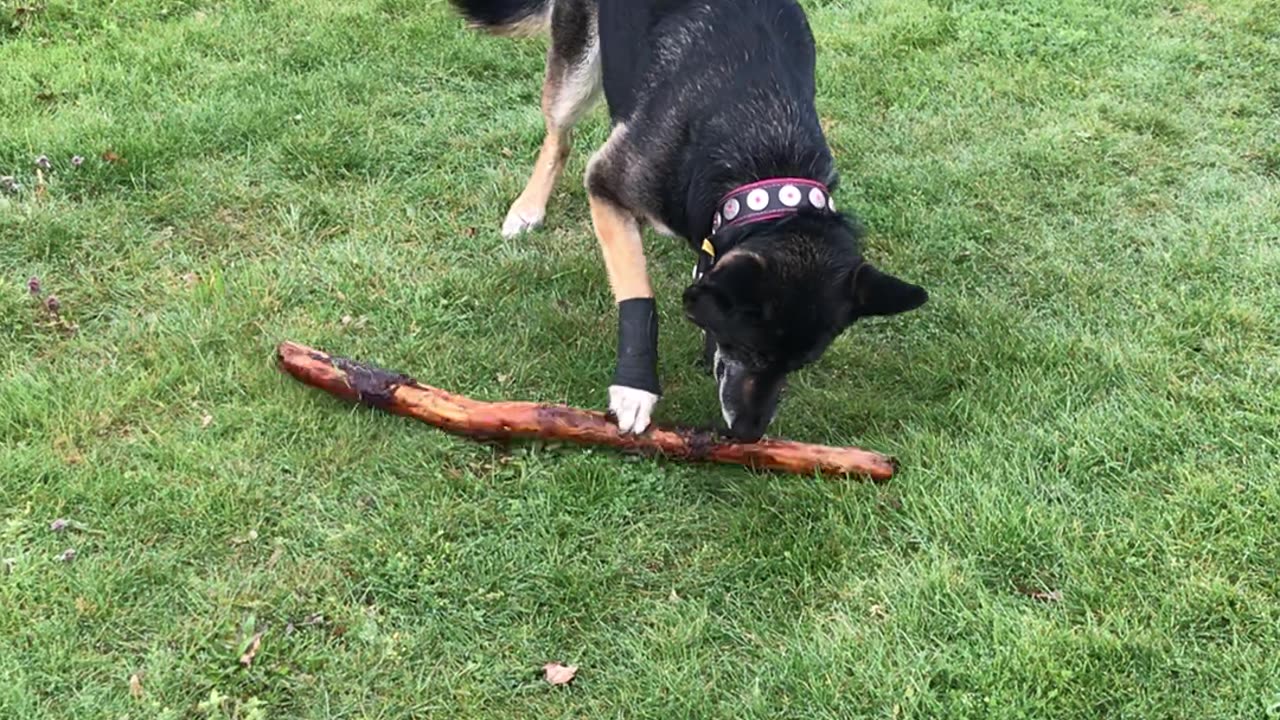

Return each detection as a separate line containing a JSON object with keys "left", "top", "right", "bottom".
{"left": 449, "top": 0, "right": 553, "bottom": 37}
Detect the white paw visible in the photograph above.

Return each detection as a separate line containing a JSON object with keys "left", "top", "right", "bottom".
{"left": 501, "top": 205, "right": 545, "bottom": 238}
{"left": 609, "top": 385, "right": 659, "bottom": 435}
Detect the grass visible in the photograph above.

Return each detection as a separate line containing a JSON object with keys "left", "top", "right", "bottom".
{"left": 2, "top": 0, "right": 1279, "bottom": 716}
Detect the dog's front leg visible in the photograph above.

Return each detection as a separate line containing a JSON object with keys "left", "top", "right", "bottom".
{"left": 588, "top": 194, "right": 660, "bottom": 434}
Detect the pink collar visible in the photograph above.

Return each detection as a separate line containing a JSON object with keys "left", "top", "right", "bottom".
{"left": 710, "top": 178, "right": 835, "bottom": 235}
{"left": 696, "top": 178, "right": 836, "bottom": 278}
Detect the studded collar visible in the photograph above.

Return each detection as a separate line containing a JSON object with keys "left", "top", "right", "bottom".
{"left": 695, "top": 178, "right": 835, "bottom": 279}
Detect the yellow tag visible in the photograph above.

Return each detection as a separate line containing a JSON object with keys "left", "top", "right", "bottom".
{"left": 701, "top": 238, "right": 716, "bottom": 258}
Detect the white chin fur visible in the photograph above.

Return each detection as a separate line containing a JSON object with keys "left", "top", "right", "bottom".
{"left": 714, "top": 346, "right": 739, "bottom": 428}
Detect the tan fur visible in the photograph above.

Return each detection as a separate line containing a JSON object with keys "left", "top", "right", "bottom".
{"left": 504, "top": 29, "right": 601, "bottom": 236}
{"left": 507, "top": 127, "right": 572, "bottom": 225}
{"left": 589, "top": 194, "right": 652, "bottom": 301}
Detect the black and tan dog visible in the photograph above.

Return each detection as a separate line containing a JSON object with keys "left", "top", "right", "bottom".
{"left": 450, "top": 0, "right": 928, "bottom": 440}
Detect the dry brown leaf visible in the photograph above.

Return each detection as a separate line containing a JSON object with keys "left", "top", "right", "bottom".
{"left": 265, "top": 545, "right": 284, "bottom": 570}
{"left": 239, "top": 631, "right": 264, "bottom": 667}
{"left": 129, "top": 672, "right": 144, "bottom": 700}
{"left": 542, "top": 662, "right": 578, "bottom": 686}
{"left": 102, "top": 150, "right": 123, "bottom": 164}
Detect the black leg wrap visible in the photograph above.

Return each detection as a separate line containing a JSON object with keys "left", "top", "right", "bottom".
{"left": 613, "top": 298, "right": 661, "bottom": 395}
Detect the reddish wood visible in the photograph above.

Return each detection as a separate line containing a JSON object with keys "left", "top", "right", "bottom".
{"left": 276, "top": 341, "right": 896, "bottom": 480}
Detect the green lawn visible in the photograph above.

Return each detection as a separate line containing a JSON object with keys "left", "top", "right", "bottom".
{"left": 3, "top": 0, "right": 1279, "bottom": 717}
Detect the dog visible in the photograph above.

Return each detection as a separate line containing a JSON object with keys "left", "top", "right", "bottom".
{"left": 449, "top": 0, "right": 928, "bottom": 441}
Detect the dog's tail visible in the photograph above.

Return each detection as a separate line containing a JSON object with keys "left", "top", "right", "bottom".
{"left": 449, "top": 0, "right": 552, "bottom": 37}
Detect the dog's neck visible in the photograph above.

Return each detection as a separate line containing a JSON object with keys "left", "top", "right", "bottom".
{"left": 677, "top": 102, "right": 839, "bottom": 246}
{"left": 694, "top": 178, "right": 836, "bottom": 279}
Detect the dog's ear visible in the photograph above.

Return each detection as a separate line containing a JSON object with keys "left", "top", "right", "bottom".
{"left": 683, "top": 281, "right": 729, "bottom": 332}
{"left": 684, "top": 255, "right": 767, "bottom": 332}
{"left": 850, "top": 263, "right": 928, "bottom": 317}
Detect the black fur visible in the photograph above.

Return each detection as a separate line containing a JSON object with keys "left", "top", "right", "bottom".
{"left": 449, "top": 0, "right": 549, "bottom": 32}
{"left": 453, "top": 0, "right": 928, "bottom": 440}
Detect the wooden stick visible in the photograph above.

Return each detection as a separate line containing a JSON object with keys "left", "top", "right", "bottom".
{"left": 276, "top": 341, "right": 897, "bottom": 481}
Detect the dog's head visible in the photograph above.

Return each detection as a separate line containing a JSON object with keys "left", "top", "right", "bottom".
{"left": 682, "top": 212, "right": 927, "bottom": 441}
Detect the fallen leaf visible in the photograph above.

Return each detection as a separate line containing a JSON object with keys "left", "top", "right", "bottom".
{"left": 265, "top": 544, "right": 284, "bottom": 569}
{"left": 201, "top": 414, "right": 213, "bottom": 429}
{"left": 239, "top": 631, "right": 264, "bottom": 668}
{"left": 542, "top": 662, "right": 578, "bottom": 686}
{"left": 102, "top": 150, "right": 123, "bottom": 164}
{"left": 869, "top": 604, "right": 889, "bottom": 619}
{"left": 129, "top": 672, "right": 144, "bottom": 699}
{"left": 341, "top": 314, "right": 353, "bottom": 326}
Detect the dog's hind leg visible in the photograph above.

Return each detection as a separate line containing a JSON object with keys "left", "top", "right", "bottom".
{"left": 502, "top": 0, "right": 601, "bottom": 238}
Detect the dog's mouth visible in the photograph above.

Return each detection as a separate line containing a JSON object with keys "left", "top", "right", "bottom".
{"left": 713, "top": 346, "right": 782, "bottom": 441}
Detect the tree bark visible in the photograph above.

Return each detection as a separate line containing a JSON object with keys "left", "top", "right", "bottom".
{"left": 276, "top": 341, "right": 896, "bottom": 481}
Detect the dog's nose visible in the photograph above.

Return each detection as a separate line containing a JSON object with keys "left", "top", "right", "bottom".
{"left": 726, "top": 416, "right": 768, "bottom": 443}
